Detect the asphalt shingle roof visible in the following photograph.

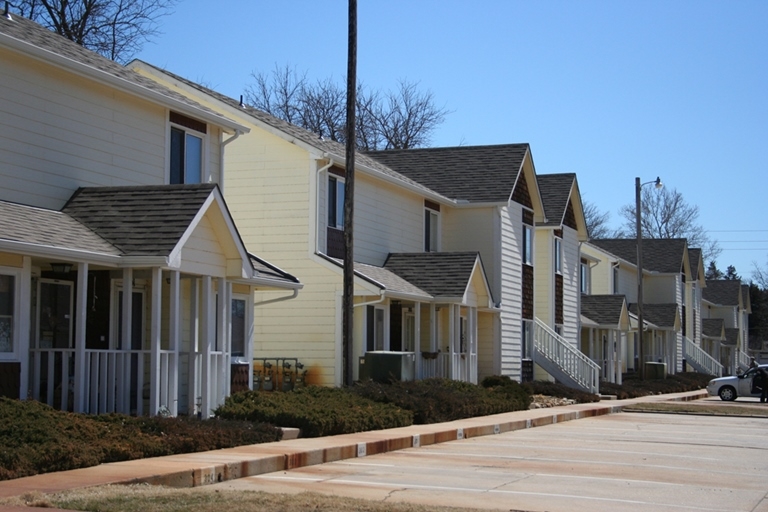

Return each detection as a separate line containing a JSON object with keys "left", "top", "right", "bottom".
{"left": 62, "top": 185, "right": 216, "bottom": 256}
{"left": 366, "top": 144, "right": 530, "bottom": 203}
{"left": 702, "top": 280, "right": 742, "bottom": 306}
{"left": 688, "top": 248, "right": 702, "bottom": 279}
{"left": 0, "top": 14, "right": 236, "bottom": 128}
{"left": 0, "top": 200, "right": 119, "bottom": 256}
{"left": 249, "top": 254, "right": 300, "bottom": 285}
{"left": 702, "top": 318, "right": 725, "bottom": 339}
{"left": 580, "top": 295, "right": 626, "bottom": 326}
{"left": 628, "top": 303, "right": 679, "bottom": 329}
{"left": 537, "top": 173, "right": 575, "bottom": 226}
{"left": 353, "top": 262, "right": 430, "bottom": 298}
{"left": 723, "top": 328, "right": 739, "bottom": 347}
{"left": 383, "top": 252, "right": 486, "bottom": 299}
{"left": 589, "top": 238, "right": 687, "bottom": 274}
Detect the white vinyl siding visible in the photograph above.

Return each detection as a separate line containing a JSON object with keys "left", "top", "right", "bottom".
{"left": 561, "top": 227, "right": 580, "bottom": 345}
{"left": 499, "top": 204, "right": 523, "bottom": 378}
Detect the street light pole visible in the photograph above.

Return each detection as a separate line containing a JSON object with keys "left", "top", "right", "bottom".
{"left": 635, "top": 176, "right": 663, "bottom": 380}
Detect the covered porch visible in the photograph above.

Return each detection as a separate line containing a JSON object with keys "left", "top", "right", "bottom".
{"left": 579, "top": 294, "right": 629, "bottom": 384}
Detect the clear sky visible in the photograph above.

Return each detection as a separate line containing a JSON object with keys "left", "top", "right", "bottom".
{"left": 136, "top": 0, "right": 768, "bottom": 279}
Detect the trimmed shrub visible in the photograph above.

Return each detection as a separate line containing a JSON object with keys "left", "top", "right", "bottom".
{"left": 0, "top": 398, "right": 281, "bottom": 481}
{"left": 214, "top": 386, "right": 413, "bottom": 437}
{"left": 353, "top": 378, "right": 531, "bottom": 424}
{"left": 600, "top": 372, "right": 712, "bottom": 399}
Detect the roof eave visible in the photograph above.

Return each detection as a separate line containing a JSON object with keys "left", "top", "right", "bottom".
{"left": 0, "top": 239, "right": 121, "bottom": 265}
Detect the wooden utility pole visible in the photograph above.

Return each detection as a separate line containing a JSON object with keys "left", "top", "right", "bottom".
{"left": 342, "top": 0, "right": 357, "bottom": 386}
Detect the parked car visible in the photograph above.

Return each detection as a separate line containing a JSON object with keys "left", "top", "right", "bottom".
{"left": 707, "top": 365, "right": 768, "bottom": 401}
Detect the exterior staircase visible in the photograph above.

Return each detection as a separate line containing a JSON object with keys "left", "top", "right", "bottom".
{"left": 533, "top": 318, "right": 600, "bottom": 394}
{"left": 737, "top": 350, "right": 752, "bottom": 373}
{"left": 682, "top": 337, "right": 723, "bottom": 377}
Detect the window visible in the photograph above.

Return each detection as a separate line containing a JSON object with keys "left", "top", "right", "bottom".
{"left": 522, "top": 320, "right": 533, "bottom": 359}
{"left": 0, "top": 273, "right": 16, "bottom": 353}
{"left": 424, "top": 208, "right": 439, "bottom": 252}
{"left": 366, "top": 305, "right": 387, "bottom": 351}
{"left": 328, "top": 176, "right": 345, "bottom": 229}
{"left": 522, "top": 224, "right": 533, "bottom": 265}
{"left": 580, "top": 260, "right": 590, "bottom": 294}
{"left": 169, "top": 112, "right": 206, "bottom": 185}
{"left": 554, "top": 237, "right": 562, "bottom": 274}
{"left": 231, "top": 298, "right": 247, "bottom": 357}
{"left": 612, "top": 266, "right": 619, "bottom": 294}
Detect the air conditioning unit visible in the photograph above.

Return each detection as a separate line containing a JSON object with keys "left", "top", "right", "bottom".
{"left": 358, "top": 351, "right": 415, "bottom": 383}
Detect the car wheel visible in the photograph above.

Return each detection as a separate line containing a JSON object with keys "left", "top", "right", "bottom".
{"left": 718, "top": 386, "right": 737, "bottom": 401}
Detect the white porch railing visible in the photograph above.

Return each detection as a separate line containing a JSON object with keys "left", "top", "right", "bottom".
{"left": 533, "top": 318, "right": 600, "bottom": 394}
{"left": 419, "top": 352, "right": 475, "bottom": 382}
{"left": 682, "top": 337, "right": 723, "bottom": 377}
{"left": 737, "top": 350, "right": 751, "bottom": 372}
{"left": 30, "top": 347, "right": 226, "bottom": 416}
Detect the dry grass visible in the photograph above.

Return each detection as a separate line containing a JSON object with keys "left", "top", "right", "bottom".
{"left": 1, "top": 484, "right": 493, "bottom": 512}
{"left": 623, "top": 401, "right": 768, "bottom": 416}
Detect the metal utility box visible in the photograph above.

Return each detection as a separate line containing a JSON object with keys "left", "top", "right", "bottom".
{"left": 358, "top": 351, "right": 415, "bottom": 383}
{"left": 644, "top": 361, "right": 667, "bottom": 379}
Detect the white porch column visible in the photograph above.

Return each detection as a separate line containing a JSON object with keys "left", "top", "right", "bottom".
{"left": 216, "top": 277, "right": 228, "bottom": 406}
{"left": 168, "top": 270, "right": 180, "bottom": 416}
{"left": 469, "top": 306, "right": 477, "bottom": 384}
{"left": 72, "top": 262, "right": 88, "bottom": 413}
{"left": 18, "top": 257, "right": 31, "bottom": 401}
{"left": 187, "top": 278, "right": 199, "bottom": 416}
{"left": 414, "top": 302, "right": 421, "bottom": 380}
{"left": 200, "top": 276, "right": 213, "bottom": 419}
{"left": 118, "top": 267, "right": 133, "bottom": 414}
{"left": 430, "top": 303, "right": 437, "bottom": 352}
{"left": 149, "top": 267, "right": 162, "bottom": 416}
{"left": 448, "top": 304, "right": 456, "bottom": 380}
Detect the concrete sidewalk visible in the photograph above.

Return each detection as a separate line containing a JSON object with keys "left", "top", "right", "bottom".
{"left": 0, "top": 390, "right": 707, "bottom": 504}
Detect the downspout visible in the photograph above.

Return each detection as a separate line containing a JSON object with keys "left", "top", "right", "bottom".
{"left": 315, "top": 156, "right": 334, "bottom": 254}
{"left": 218, "top": 129, "right": 243, "bottom": 193}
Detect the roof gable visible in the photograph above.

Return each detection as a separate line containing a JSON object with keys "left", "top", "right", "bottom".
{"left": 537, "top": 173, "right": 588, "bottom": 238}
{"left": 580, "top": 294, "right": 628, "bottom": 328}
{"left": 590, "top": 238, "right": 688, "bottom": 274}
{"left": 702, "top": 279, "right": 742, "bottom": 306}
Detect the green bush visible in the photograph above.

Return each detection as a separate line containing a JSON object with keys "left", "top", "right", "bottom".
{"left": 600, "top": 372, "right": 712, "bottom": 399}
{"left": 215, "top": 386, "right": 414, "bottom": 437}
{"left": 0, "top": 398, "right": 281, "bottom": 481}
{"left": 353, "top": 378, "right": 531, "bottom": 424}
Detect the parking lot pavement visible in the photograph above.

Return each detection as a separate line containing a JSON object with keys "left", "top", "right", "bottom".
{"left": 217, "top": 411, "right": 768, "bottom": 512}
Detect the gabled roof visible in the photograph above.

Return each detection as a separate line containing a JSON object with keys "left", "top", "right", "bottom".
{"left": 628, "top": 303, "right": 679, "bottom": 329}
{"left": 688, "top": 248, "right": 703, "bottom": 282}
{"left": 383, "top": 252, "right": 492, "bottom": 301}
{"left": 580, "top": 294, "right": 627, "bottom": 328}
{"left": 741, "top": 284, "right": 752, "bottom": 313}
{"left": 702, "top": 318, "right": 725, "bottom": 339}
{"left": 128, "top": 60, "right": 444, "bottom": 202}
{"left": 249, "top": 254, "right": 300, "bottom": 286}
{"left": 0, "top": 13, "right": 244, "bottom": 132}
{"left": 589, "top": 238, "right": 687, "bottom": 274}
{"left": 537, "top": 173, "right": 575, "bottom": 226}
{"left": 366, "top": 144, "right": 530, "bottom": 203}
{"left": 702, "top": 279, "right": 742, "bottom": 307}
{"left": 62, "top": 184, "right": 218, "bottom": 257}
{"left": 353, "top": 262, "right": 431, "bottom": 300}
{"left": 723, "top": 328, "right": 739, "bottom": 346}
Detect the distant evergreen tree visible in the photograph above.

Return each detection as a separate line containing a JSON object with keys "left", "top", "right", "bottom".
{"left": 705, "top": 261, "right": 723, "bottom": 280}
{"left": 724, "top": 265, "right": 741, "bottom": 281}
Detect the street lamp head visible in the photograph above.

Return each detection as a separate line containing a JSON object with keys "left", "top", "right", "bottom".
{"left": 654, "top": 177, "right": 663, "bottom": 189}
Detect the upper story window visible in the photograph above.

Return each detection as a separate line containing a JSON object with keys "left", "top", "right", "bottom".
{"left": 170, "top": 112, "right": 206, "bottom": 185}
{"left": 612, "top": 265, "right": 619, "bottom": 294}
{"left": 580, "top": 259, "right": 590, "bottom": 294}
{"left": 554, "top": 237, "right": 563, "bottom": 274}
{"left": 424, "top": 200, "right": 440, "bottom": 252}
{"left": 522, "top": 225, "right": 533, "bottom": 265}
{"left": 328, "top": 175, "right": 345, "bottom": 229}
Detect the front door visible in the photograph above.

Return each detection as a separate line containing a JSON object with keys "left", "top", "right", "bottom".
{"left": 37, "top": 279, "right": 73, "bottom": 349}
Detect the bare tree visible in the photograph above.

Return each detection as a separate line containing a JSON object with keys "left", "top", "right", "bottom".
{"left": 14, "top": 0, "right": 176, "bottom": 63}
{"left": 583, "top": 200, "right": 615, "bottom": 240}
{"left": 245, "top": 66, "right": 450, "bottom": 151}
{"left": 617, "top": 186, "right": 721, "bottom": 264}
{"left": 753, "top": 258, "right": 768, "bottom": 290}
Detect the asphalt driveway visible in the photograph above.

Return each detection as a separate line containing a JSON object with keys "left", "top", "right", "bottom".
{"left": 217, "top": 407, "right": 768, "bottom": 512}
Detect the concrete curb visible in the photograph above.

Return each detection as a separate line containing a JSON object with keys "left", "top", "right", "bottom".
{"left": 0, "top": 390, "right": 708, "bottom": 499}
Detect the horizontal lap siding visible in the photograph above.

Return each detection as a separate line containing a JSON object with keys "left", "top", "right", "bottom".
{"left": 562, "top": 227, "right": 580, "bottom": 346}
{"left": 354, "top": 177, "right": 423, "bottom": 266}
{"left": 0, "top": 50, "right": 165, "bottom": 209}
{"left": 500, "top": 205, "right": 522, "bottom": 379}
{"left": 179, "top": 215, "right": 227, "bottom": 277}
{"left": 533, "top": 233, "right": 553, "bottom": 326}
{"left": 442, "top": 207, "right": 497, "bottom": 297}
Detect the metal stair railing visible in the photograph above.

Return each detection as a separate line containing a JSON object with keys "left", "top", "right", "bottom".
{"left": 682, "top": 337, "right": 723, "bottom": 377}
{"left": 737, "top": 350, "right": 751, "bottom": 372}
{"left": 533, "top": 318, "right": 600, "bottom": 394}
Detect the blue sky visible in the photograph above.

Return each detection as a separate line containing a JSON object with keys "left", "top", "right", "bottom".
{"left": 136, "top": 0, "right": 768, "bottom": 279}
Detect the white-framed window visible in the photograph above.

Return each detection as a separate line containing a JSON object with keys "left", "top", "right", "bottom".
{"left": 613, "top": 266, "right": 619, "bottom": 294}
{"left": 402, "top": 309, "right": 416, "bottom": 352}
{"left": 522, "top": 224, "right": 533, "bottom": 265}
{"left": 424, "top": 207, "right": 440, "bottom": 252}
{"left": 366, "top": 304, "right": 388, "bottom": 351}
{"left": 580, "top": 260, "right": 590, "bottom": 294}
{"left": 554, "top": 237, "right": 562, "bottom": 274}
{"left": 169, "top": 112, "right": 206, "bottom": 185}
{"left": 328, "top": 175, "right": 345, "bottom": 229}
{"left": 0, "top": 268, "right": 20, "bottom": 357}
